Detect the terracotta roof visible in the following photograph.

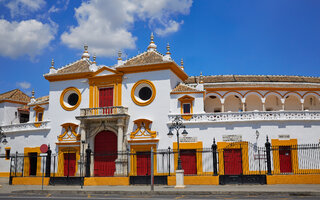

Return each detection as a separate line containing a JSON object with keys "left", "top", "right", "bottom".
{"left": 46, "top": 59, "right": 92, "bottom": 75}
{"left": 122, "top": 51, "right": 167, "bottom": 66}
{"left": 0, "top": 89, "right": 30, "bottom": 103}
{"left": 171, "top": 83, "right": 201, "bottom": 93}
{"left": 185, "top": 75, "right": 320, "bottom": 84}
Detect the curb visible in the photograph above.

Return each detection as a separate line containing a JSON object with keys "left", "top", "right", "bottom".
{"left": 12, "top": 190, "right": 320, "bottom": 196}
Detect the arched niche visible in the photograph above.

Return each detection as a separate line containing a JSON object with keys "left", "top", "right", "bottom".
{"left": 204, "top": 95, "right": 222, "bottom": 113}
{"left": 245, "top": 94, "right": 262, "bottom": 111}
{"left": 284, "top": 94, "right": 301, "bottom": 111}
{"left": 303, "top": 94, "right": 320, "bottom": 110}
{"left": 265, "top": 94, "right": 282, "bottom": 111}
{"left": 224, "top": 94, "right": 242, "bottom": 112}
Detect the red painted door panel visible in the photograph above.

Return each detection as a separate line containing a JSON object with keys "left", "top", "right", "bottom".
{"left": 224, "top": 149, "right": 242, "bottom": 175}
{"left": 99, "top": 88, "right": 113, "bottom": 114}
{"left": 64, "top": 153, "right": 76, "bottom": 176}
{"left": 180, "top": 150, "right": 197, "bottom": 175}
{"left": 136, "top": 152, "right": 151, "bottom": 176}
{"left": 94, "top": 131, "right": 117, "bottom": 176}
{"left": 279, "top": 146, "right": 292, "bottom": 173}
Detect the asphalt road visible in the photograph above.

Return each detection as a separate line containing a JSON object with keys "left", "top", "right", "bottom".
{"left": 0, "top": 193, "right": 319, "bottom": 200}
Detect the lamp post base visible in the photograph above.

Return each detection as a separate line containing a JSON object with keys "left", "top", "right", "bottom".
{"left": 174, "top": 169, "right": 186, "bottom": 189}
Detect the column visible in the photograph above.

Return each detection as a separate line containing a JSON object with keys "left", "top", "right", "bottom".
{"left": 221, "top": 98, "right": 225, "bottom": 112}
{"left": 281, "top": 98, "right": 285, "bottom": 111}
{"left": 241, "top": 98, "right": 246, "bottom": 112}
{"left": 300, "top": 99, "right": 304, "bottom": 111}
{"left": 261, "top": 98, "right": 266, "bottom": 111}
{"left": 115, "top": 118, "right": 126, "bottom": 175}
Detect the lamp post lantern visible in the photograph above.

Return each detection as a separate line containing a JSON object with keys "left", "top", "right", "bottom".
{"left": 0, "top": 127, "right": 8, "bottom": 145}
{"left": 167, "top": 116, "right": 188, "bottom": 170}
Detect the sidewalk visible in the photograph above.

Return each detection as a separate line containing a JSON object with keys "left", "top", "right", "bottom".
{"left": 0, "top": 178, "right": 320, "bottom": 196}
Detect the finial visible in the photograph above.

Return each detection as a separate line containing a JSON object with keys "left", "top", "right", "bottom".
{"left": 31, "top": 89, "right": 35, "bottom": 99}
{"left": 166, "top": 43, "right": 170, "bottom": 55}
{"left": 147, "top": 32, "right": 157, "bottom": 51}
{"left": 50, "top": 58, "right": 55, "bottom": 69}
{"left": 200, "top": 72, "right": 204, "bottom": 83}
{"left": 180, "top": 58, "right": 184, "bottom": 70}
{"left": 118, "top": 50, "right": 122, "bottom": 60}
{"left": 81, "top": 43, "right": 90, "bottom": 59}
{"left": 92, "top": 54, "right": 96, "bottom": 64}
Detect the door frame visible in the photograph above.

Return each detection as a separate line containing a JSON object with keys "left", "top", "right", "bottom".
{"left": 129, "top": 143, "right": 157, "bottom": 176}
{"left": 271, "top": 139, "right": 298, "bottom": 174}
{"left": 24, "top": 147, "right": 41, "bottom": 176}
{"left": 56, "top": 144, "right": 80, "bottom": 177}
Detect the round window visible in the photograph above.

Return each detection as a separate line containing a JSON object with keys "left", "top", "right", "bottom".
{"left": 68, "top": 93, "right": 79, "bottom": 106}
{"left": 139, "top": 87, "right": 152, "bottom": 100}
{"left": 60, "top": 87, "right": 81, "bottom": 111}
{"left": 131, "top": 80, "right": 156, "bottom": 106}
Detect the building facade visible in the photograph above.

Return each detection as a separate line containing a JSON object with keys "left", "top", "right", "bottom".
{"left": 1, "top": 35, "right": 320, "bottom": 185}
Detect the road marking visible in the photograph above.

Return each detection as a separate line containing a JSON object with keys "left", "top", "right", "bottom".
{"left": 87, "top": 194, "right": 91, "bottom": 198}
{"left": 46, "top": 193, "right": 51, "bottom": 197}
{"left": 175, "top": 195, "right": 185, "bottom": 199}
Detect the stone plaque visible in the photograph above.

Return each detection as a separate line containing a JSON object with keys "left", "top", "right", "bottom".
{"left": 179, "top": 137, "right": 197, "bottom": 143}
{"left": 222, "top": 135, "right": 242, "bottom": 142}
{"left": 279, "top": 134, "right": 290, "bottom": 139}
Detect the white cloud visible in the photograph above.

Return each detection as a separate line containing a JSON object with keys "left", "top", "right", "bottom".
{"left": 16, "top": 81, "right": 31, "bottom": 89}
{"left": 5, "top": 0, "right": 46, "bottom": 18}
{"left": 61, "top": 0, "right": 193, "bottom": 57}
{"left": 0, "top": 19, "right": 56, "bottom": 59}
{"left": 155, "top": 20, "right": 184, "bottom": 36}
{"left": 48, "top": 0, "right": 69, "bottom": 13}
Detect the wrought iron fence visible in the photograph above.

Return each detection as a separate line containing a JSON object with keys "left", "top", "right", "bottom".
{"left": 8, "top": 142, "right": 320, "bottom": 180}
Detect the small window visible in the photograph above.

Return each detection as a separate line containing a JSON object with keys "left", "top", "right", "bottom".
{"left": 19, "top": 112, "right": 29, "bottom": 123}
{"left": 38, "top": 112, "right": 43, "bottom": 122}
{"left": 214, "top": 109, "right": 221, "bottom": 113}
{"left": 5, "top": 148, "right": 10, "bottom": 160}
{"left": 183, "top": 103, "right": 191, "bottom": 114}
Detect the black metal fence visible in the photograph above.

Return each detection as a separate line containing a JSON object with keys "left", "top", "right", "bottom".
{"left": 8, "top": 141, "right": 320, "bottom": 180}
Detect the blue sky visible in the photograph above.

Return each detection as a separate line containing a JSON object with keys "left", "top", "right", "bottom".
{"left": 0, "top": 0, "right": 320, "bottom": 98}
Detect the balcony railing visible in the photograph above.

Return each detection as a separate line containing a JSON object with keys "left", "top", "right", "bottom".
{"left": 1, "top": 121, "right": 50, "bottom": 133}
{"left": 80, "top": 106, "right": 128, "bottom": 117}
{"left": 169, "top": 111, "right": 320, "bottom": 124}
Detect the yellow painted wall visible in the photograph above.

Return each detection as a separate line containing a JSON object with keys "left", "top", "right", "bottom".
{"left": 84, "top": 177, "right": 129, "bottom": 185}
{"left": 167, "top": 176, "right": 219, "bottom": 185}
{"left": 12, "top": 177, "right": 49, "bottom": 185}
{"left": 0, "top": 172, "right": 9, "bottom": 177}
{"left": 267, "top": 174, "right": 320, "bottom": 184}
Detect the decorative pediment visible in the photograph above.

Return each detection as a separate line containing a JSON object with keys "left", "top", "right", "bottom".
{"left": 93, "top": 66, "right": 119, "bottom": 77}
{"left": 130, "top": 119, "right": 157, "bottom": 139}
{"left": 33, "top": 105, "right": 44, "bottom": 112}
{"left": 58, "top": 123, "right": 80, "bottom": 142}
{"left": 178, "top": 95, "right": 195, "bottom": 102}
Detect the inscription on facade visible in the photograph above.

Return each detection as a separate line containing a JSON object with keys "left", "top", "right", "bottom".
{"left": 180, "top": 137, "right": 197, "bottom": 143}
{"left": 222, "top": 135, "right": 242, "bottom": 142}
{"left": 279, "top": 134, "right": 290, "bottom": 139}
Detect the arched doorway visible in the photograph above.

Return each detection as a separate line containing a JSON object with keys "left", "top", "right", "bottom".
{"left": 94, "top": 130, "right": 117, "bottom": 176}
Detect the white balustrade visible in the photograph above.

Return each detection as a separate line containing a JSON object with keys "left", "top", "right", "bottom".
{"left": 1, "top": 121, "right": 50, "bottom": 133}
{"left": 80, "top": 106, "right": 128, "bottom": 117}
{"left": 169, "top": 111, "right": 320, "bottom": 124}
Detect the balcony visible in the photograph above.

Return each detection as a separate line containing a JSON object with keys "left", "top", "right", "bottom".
{"left": 169, "top": 111, "right": 320, "bottom": 124}
{"left": 77, "top": 106, "right": 129, "bottom": 121}
{"left": 1, "top": 121, "right": 50, "bottom": 133}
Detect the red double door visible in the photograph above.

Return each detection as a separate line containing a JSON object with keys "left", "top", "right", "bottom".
{"left": 279, "top": 146, "right": 292, "bottom": 173}
{"left": 180, "top": 150, "right": 197, "bottom": 175}
{"left": 223, "top": 149, "right": 242, "bottom": 175}
{"left": 136, "top": 153, "right": 151, "bottom": 176}
{"left": 64, "top": 153, "right": 76, "bottom": 176}
{"left": 94, "top": 131, "right": 117, "bottom": 176}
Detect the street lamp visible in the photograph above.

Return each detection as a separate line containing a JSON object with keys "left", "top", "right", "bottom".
{"left": 0, "top": 127, "right": 8, "bottom": 145}
{"left": 167, "top": 116, "right": 188, "bottom": 170}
